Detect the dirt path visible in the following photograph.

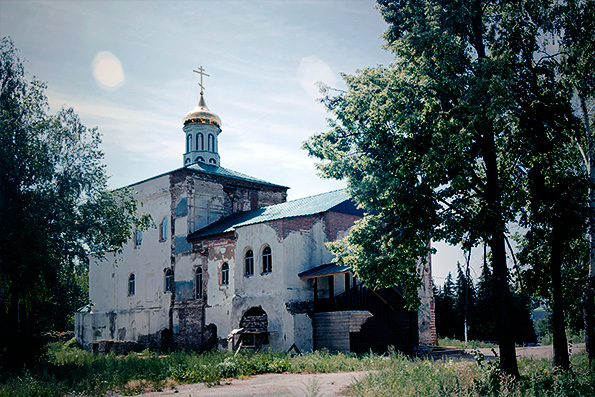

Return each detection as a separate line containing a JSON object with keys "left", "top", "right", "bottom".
{"left": 136, "top": 371, "right": 367, "bottom": 397}
{"left": 133, "top": 344, "right": 585, "bottom": 397}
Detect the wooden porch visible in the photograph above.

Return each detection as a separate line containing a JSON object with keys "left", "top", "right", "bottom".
{"left": 299, "top": 263, "right": 418, "bottom": 354}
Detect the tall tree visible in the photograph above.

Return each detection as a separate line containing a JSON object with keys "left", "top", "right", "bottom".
{"left": 558, "top": 0, "right": 595, "bottom": 363}
{"left": 475, "top": 250, "right": 497, "bottom": 341}
{"left": 304, "top": 0, "right": 584, "bottom": 376}
{"left": 435, "top": 272, "right": 458, "bottom": 339}
{"left": 455, "top": 262, "right": 475, "bottom": 342}
{"left": 0, "top": 38, "right": 147, "bottom": 368}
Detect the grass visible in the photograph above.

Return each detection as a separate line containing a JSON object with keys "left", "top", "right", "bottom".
{"left": 438, "top": 337, "right": 498, "bottom": 349}
{"left": 350, "top": 349, "right": 595, "bottom": 396}
{"left": 0, "top": 340, "right": 388, "bottom": 396}
{"left": 0, "top": 339, "right": 593, "bottom": 396}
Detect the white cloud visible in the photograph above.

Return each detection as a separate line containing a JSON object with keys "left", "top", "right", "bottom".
{"left": 47, "top": 90, "right": 180, "bottom": 159}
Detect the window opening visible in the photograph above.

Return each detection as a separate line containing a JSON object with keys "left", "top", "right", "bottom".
{"left": 221, "top": 262, "right": 229, "bottom": 285}
{"left": 245, "top": 250, "right": 254, "bottom": 276}
{"left": 196, "top": 133, "right": 204, "bottom": 151}
{"left": 165, "top": 269, "right": 173, "bottom": 292}
{"left": 135, "top": 230, "right": 142, "bottom": 246}
{"left": 186, "top": 134, "right": 192, "bottom": 153}
{"left": 159, "top": 217, "right": 168, "bottom": 241}
{"left": 196, "top": 156, "right": 204, "bottom": 163}
{"left": 208, "top": 134, "right": 215, "bottom": 152}
{"left": 128, "top": 274, "right": 135, "bottom": 296}
{"left": 209, "top": 158, "right": 216, "bottom": 164}
{"left": 262, "top": 246, "right": 272, "bottom": 274}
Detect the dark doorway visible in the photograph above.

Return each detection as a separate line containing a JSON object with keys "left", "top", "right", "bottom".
{"left": 238, "top": 307, "right": 269, "bottom": 350}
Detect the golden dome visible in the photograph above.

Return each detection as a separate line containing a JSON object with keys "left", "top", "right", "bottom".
{"left": 183, "top": 94, "right": 221, "bottom": 127}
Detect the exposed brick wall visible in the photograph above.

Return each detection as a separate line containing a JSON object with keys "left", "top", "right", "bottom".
{"left": 164, "top": 168, "right": 285, "bottom": 352}
{"left": 322, "top": 211, "right": 361, "bottom": 241}
{"left": 173, "top": 300, "right": 208, "bottom": 351}
{"left": 268, "top": 215, "right": 320, "bottom": 241}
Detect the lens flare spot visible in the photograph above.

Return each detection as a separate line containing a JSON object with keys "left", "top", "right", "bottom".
{"left": 92, "top": 51, "right": 125, "bottom": 90}
{"left": 297, "top": 56, "right": 337, "bottom": 98}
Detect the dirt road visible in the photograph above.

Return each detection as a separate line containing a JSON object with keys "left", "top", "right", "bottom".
{"left": 137, "top": 371, "right": 367, "bottom": 397}
{"left": 134, "top": 344, "right": 585, "bottom": 397}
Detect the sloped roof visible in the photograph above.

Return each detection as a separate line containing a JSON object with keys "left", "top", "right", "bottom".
{"left": 185, "top": 163, "right": 287, "bottom": 188}
{"left": 188, "top": 189, "right": 363, "bottom": 239}
{"left": 298, "top": 263, "right": 351, "bottom": 279}
{"left": 125, "top": 164, "right": 287, "bottom": 190}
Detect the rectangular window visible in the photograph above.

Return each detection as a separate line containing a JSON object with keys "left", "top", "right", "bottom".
{"left": 262, "top": 246, "right": 272, "bottom": 274}
{"left": 245, "top": 250, "right": 254, "bottom": 276}
{"left": 221, "top": 263, "right": 229, "bottom": 285}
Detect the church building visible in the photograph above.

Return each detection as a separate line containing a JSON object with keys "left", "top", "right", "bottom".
{"left": 75, "top": 70, "right": 436, "bottom": 354}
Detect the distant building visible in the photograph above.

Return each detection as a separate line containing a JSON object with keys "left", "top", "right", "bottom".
{"left": 75, "top": 73, "right": 436, "bottom": 354}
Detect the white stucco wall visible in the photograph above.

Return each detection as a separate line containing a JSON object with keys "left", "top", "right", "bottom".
{"left": 81, "top": 175, "right": 176, "bottom": 347}
{"left": 203, "top": 215, "right": 354, "bottom": 353}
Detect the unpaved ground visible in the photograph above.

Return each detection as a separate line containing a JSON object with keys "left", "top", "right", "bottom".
{"left": 136, "top": 371, "right": 366, "bottom": 397}
{"left": 134, "top": 343, "right": 585, "bottom": 397}
{"left": 474, "top": 342, "right": 585, "bottom": 361}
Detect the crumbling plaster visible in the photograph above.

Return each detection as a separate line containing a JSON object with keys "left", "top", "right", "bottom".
{"left": 201, "top": 212, "right": 359, "bottom": 352}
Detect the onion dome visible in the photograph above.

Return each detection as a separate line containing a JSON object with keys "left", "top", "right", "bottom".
{"left": 183, "top": 93, "right": 222, "bottom": 128}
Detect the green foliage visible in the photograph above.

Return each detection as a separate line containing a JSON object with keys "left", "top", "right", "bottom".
{"left": 436, "top": 262, "right": 536, "bottom": 344}
{"left": 350, "top": 350, "right": 595, "bottom": 396}
{"left": 439, "top": 338, "right": 497, "bottom": 350}
{"left": 0, "top": 37, "right": 147, "bottom": 368}
{"left": 0, "top": 342, "right": 388, "bottom": 396}
{"left": 303, "top": 0, "right": 595, "bottom": 374}
{"left": 1, "top": 340, "right": 593, "bottom": 396}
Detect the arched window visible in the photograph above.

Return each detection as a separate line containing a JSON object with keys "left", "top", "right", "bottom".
{"left": 196, "top": 133, "right": 204, "bottom": 151}
{"left": 159, "top": 217, "right": 168, "bottom": 242}
{"left": 186, "top": 134, "right": 192, "bottom": 153}
{"left": 221, "top": 262, "right": 229, "bottom": 285}
{"left": 208, "top": 134, "right": 215, "bottom": 152}
{"left": 185, "top": 158, "right": 191, "bottom": 165}
{"left": 245, "top": 249, "right": 254, "bottom": 276}
{"left": 165, "top": 268, "right": 173, "bottom": 293}
{"left": 262, "top": 246, "right": 272, "bottom": 274}
{"left": 196, "top": 156, "right": 204, "bottom": 163}
{"left": 195, "top": 267, "right": 203, "bottom": 299}
{"left": 128, "top": 274, "right": 135, "bottom": 296}
{"left": 209, "top": 158, "right": 216, "bottom": 165}
{"left": 135, "top": 230, "right": 142, "bottom": 246}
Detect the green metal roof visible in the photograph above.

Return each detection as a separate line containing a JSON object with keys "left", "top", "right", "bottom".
{"left": 298, "top": 263, "right": 351, "bottom": 279}
{"left": 188, "top": 189, "right": 363, "bottom": 239}
{"left": 185, "top": 163, "right": 288, "bottom": 188}
{"left": 125, "top": 164, "right": 287, "bottom": 190}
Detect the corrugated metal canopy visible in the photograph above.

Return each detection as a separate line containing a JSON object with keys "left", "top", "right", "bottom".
{"left": 298, "top": 263, "right": 351, "bottom": 279}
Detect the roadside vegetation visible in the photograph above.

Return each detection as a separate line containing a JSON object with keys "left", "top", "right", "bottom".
{"left": 351, "top": 350, "right": 594, "bottom": 397}
{"left": 0, "top": 339, "right": 593, "bottom": 396}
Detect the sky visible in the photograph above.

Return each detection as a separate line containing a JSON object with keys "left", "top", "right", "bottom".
{"left": 0, "top": 0, "right": 478, "bottom": 285}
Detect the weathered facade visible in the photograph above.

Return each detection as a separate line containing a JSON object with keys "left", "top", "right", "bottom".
{"left": 75, "top": 84, "right": 437, "bottom": 354}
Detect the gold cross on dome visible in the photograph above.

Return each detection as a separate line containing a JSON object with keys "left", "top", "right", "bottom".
{"left": 193, "top": 66, "right": 210, "bottom": 95}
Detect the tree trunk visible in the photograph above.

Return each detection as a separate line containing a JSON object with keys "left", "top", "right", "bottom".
{"left": 483, "top": 124, "right": 519, "bottom": 378}
{"left": 581, "top": 95, "right": 595, "bottom": 363}
{"left": 550, "top": 226, "right": 570, "bottom": 369}
{"left": 489, "top": 233, "right": 519, "bottom": 377}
